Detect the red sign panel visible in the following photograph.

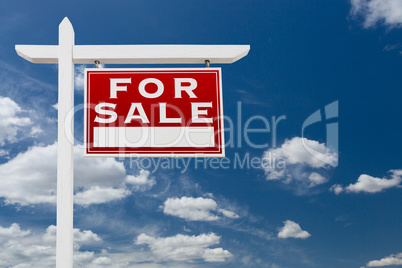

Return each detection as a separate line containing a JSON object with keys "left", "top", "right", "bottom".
{"left": 85, "top": 68, "right": 224, "bottom": 157}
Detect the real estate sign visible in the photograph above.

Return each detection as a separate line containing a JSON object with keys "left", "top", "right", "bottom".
{"left": 85, "top": 68, "right": 224, "bottom": 157}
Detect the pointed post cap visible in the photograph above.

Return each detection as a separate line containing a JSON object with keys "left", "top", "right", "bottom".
{"left": 59, "top": 17, "right": 74, "bottom": 33}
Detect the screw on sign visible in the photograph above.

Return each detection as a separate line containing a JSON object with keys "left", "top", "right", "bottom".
{"left": 85, "top": 68, "right": 225, "bottom": 157}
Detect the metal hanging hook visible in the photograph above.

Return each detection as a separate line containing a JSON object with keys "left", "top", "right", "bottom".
{"left": 94, "top": 60, "right": 100, "bottom": 68}
{"left": 205, "top": 60, "right": 210, "bottom": 68}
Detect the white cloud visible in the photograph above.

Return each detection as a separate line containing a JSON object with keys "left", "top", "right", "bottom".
{"left": 75, "top": 64, "right": 105, "bottom": 91}
{"left": 75, "top": 251, "right": 96, "bottom": 266}
{"left": 262, "top": 137, "right": 335, "bottom": 191}
{"left": 203, "top": 248, "right": 233, "bottom": 262}
{"left": 330, "top": 184, "right": 344, "bottom": 195}
{"left": 0, "top": 149, "right": 9, "bottom": 157}
{"left": 163, "top": 197, "right": 218, "bottom": 221}
{"left": 162, "top": 196, "right": 239, "bottom": 221}
{"left": 308, "top": 172, "right": 328, "bottom": 187}
{"left": 135, "top": 232, "right": 232, "bottom": 262}
{"left": 351, "top": 0, "right": 402, "bottom": 28}
{"left": 367, "top": 252, "right": 402, "bottom": 266}
{"left": 0, "top": 143, "right": 154, "bottom": 206}
{"left": 0, "top": 222, "right": 183, "bottom": 267}
{"left": 265, "top": 137, "right": 337, "bottom": 169}
{"left": 0, "top": 223, "right": 102, "bottom": 268}
{"left": 92, "top": 256, "right": 113, "bottom": 266}
{"left": 331, "top": 170, "right": 402, "bottom": 194}
{"left": 0, "top": 223, "right": 31, "bottom": 242}
{"left": 75, "top": 65, "right": 86, "bottom": 90}
{"left": 126, "top": 169, "right": 156, "bottom": 191}
{"left": 218, "top": 208, "right": 240, "bottom": 219}
{"left": 0, "top": 59, "right": 55, "bottom": 95}
{"left": 0, "top": 221, "right": 174, "bottom": 267}
{"left": 0, "top": 96, "right": 32, "bottom": 145}
{"left": 74, "top": 187, "right": 131, "bottom": 206}
{"left": 41, "top": 225, "right": 101, "bottom": 246}
{"left": 29, "top": 125, "right": 43, "bottom": 136}
{"left": 0, "top": 61, "right": 61, "bottom": 146}
{"left": 277, "top": 220, "right": 311, "bottom": 239}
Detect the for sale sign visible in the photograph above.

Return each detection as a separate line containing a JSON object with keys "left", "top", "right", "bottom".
{"left": 84, "top": 68, "right": 224, "bottom": 157}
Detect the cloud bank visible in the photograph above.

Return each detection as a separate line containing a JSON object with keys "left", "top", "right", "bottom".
{"left": 0, "top": 96, "right": 32, "bottom": 145}
{"left": 367, "top": 252, "right": 402, "bottom": 266}
{"left": 262, "top": 137, "right": 337, "bottom": 193}
{"left": 135, "top": 232, "right": 232, "bottom": 262}
{"left": 331, "top": 170, "right": 402, "bottom": 194}
{"left": 0, "top": 143, "right": 154, "bottom": 206}
{"left": 351, "top": 0, "right": 402, "bottom": 28}
{"left": 0, "top": 223, "right": 102, "bottom": 268}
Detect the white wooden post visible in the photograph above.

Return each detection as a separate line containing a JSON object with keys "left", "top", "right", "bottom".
{"left": 56, "top": 17, "right": 74, "bottom": 268}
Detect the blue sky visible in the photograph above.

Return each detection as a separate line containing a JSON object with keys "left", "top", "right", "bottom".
{"left": 0, "top": 0, "right": 402, "bottom": 267}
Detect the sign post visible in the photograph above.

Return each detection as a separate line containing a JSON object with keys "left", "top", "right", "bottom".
{"left": 15, "top": 17, "right": 249, "bottom": 268}
{"left": 56, "top": 18, "right": 74, "bottom": 268}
